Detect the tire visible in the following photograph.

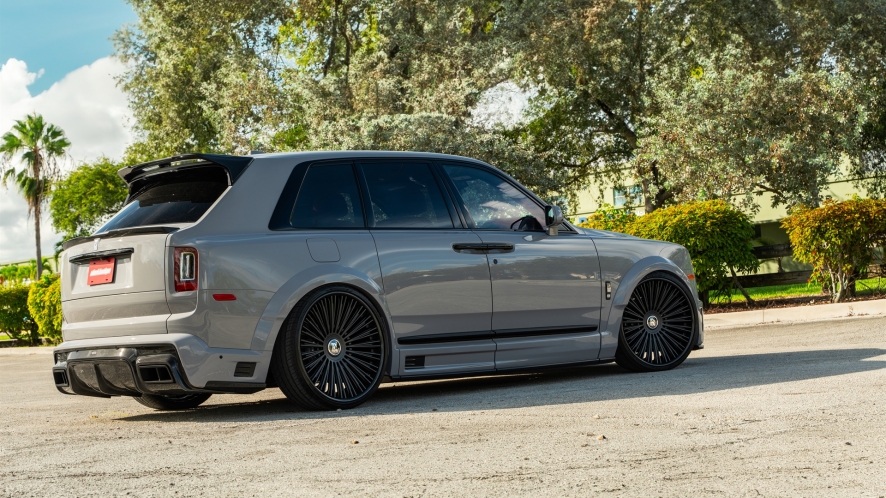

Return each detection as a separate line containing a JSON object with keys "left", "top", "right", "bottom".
{"left": 133, "top": 393, "right": 212, "bottom": 410}
{"left": 615, "top": 271, "right": 697, "bottom": 372}
{"left": 271, "top": 286, "right": 387, "bottom": 410}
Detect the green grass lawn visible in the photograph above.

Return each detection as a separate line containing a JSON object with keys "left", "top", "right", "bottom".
{"left": 713, "top": 276, "right": 886, "bottom": 303}
{"left": 0, "top": 333, "right": 11, "bottom": 341}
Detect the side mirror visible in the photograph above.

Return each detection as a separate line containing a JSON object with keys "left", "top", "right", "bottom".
{"left": 544, "top": 205, "right": 564, "bottom": 236}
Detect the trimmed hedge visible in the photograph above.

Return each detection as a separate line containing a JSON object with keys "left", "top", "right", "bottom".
{"left": 0, "top": 285, "right": 38, "bottom": 343}
{"left": 782, "top": 197, "right": 886, "bottom": 302}
{"left": 27, "top": 274, "right": 62, "bottom": 344}
{"left": 579, "top": 200, "right": 759, "bottom": 302}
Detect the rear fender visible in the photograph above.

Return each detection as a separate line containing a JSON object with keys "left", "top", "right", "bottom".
{"left": 250, "top": 264, "right": 393, "bottom": 361}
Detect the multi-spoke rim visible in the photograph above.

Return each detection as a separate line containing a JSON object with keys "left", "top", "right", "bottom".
{"left": 298, "top": 292, "right": 384, "bottom": 402}
{"left": 621, "top": 277, "right": 695, "bottom": 367}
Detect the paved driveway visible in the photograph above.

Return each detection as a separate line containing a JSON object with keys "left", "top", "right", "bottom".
{"left": 2, "top": 317, "right": 885, "bottom": 497}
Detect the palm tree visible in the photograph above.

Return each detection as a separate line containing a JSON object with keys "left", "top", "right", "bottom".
{"left": 0, "top": 114, "right": 70, "bottom": 278}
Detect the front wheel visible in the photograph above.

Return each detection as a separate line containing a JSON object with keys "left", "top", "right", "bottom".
{"left": 272, "top": 286, "right": 387, "bottom": 410}
{"left": 615, "top": 272, "right": 697, "bottom": 372}
{"left": 133, "top": 393, "right": 212, "bottom": 410}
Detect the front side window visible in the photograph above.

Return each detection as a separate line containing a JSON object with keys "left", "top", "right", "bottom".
{"left": 443, "top": 164, "right": 545, "bottom": 231}
{"left": 360, "top": 162, "right": 453, "bottom": 229}
{"left": 99, "top": 167, "right": 228, "bottom": 232}
{"left": 290, "top": 164, "right": 364, "bottom": 228}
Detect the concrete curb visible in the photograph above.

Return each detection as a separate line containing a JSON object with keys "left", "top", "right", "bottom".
{"left": 704, "top": 298, "right": 886, "bottom": 329}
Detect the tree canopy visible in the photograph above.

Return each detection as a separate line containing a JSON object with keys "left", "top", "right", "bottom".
{"left": 114, "top": 0, "right": 886, "bottom": 214}
{"left": 50, "top": 157, "right": 129, "bottom": 242}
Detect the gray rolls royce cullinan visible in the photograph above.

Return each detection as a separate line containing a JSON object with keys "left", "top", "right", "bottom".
{"left": 52, "top": 152, "right": 704, "bottom": 411}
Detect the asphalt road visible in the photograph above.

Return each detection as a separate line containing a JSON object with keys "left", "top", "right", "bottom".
{"left": 2, "top": 317, "right": 885, "bottom": 497}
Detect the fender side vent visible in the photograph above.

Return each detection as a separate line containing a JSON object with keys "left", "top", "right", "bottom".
{"left": 404, "top": 356, "right": 425, "bottom": 369}
{"left": 234, "top": 362, "right": 257, "bottom": 377}
{"left": 139, "top": 365, "right": 174, "bottom": 383}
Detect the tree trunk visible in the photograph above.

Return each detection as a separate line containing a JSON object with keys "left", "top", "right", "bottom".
{"left": 34, "top": 200, "right": 43, "bottom": 280}
{"left": 730, "top": 267, "right": 754, "bottom": 305}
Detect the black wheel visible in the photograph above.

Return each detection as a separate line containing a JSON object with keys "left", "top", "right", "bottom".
{"left": 272, "top": 286, "right": 387, "bottom": 410}
{"left": 615, "top": 271, "right": 697, "bottom": 372}
{"left": 133, "top": 393, "right": 212, "bottom": 410}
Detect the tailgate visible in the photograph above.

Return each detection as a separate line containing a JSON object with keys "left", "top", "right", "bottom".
{"left": 62, "top": 233, "right": 170, "bottom": 300}
{"left": 61, "top": 233, "right": 171, "bottom": 340}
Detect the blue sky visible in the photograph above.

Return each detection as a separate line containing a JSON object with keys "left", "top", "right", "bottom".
{"left": 0, "top": 1, "right": 136, "bottom": 262}
{"left": 0, "top": 0, "right": 136, "bottom": 93}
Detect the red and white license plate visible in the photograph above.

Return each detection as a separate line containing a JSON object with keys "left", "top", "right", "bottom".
{"left": 87, "top": 258, "right": 116, "bottom": 286}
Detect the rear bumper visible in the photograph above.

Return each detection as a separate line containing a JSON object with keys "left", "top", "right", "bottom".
{"left": 52, "top": 333, "right": 270, "bottom": 398}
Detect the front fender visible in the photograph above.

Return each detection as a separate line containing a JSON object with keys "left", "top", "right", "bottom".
{"left": 600, "top": 256, "right": 700, "bottom": 359}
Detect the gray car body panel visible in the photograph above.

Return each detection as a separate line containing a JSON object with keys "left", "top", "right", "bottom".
{"left": 54, "top": 151, "right": 703, "bottom": 394}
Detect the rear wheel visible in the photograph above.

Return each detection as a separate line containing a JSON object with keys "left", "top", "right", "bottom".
{"left": 272, "top": 286, "right": 387, "bottom": 410}
{"left": 615, "top": 272, "right": 697, "bottom": 372}
{"left": 133, "top": 393, "right": 212, "bottom": 410}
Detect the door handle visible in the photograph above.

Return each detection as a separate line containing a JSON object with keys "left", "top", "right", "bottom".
{"left": 452, "top": 243, "right": 515, "bottom": 253}
{"left": 482, "top": 243, "right": 515, "bottom": 252}
{"left": 452, "top": 243, "right": 487, "bottom": 252}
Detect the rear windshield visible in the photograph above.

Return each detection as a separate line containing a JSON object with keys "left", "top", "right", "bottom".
{"left": 98, "top": 167, "right": 228, "bottom": 232}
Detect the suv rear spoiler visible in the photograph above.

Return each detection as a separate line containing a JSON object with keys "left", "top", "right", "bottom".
{"left": 117, "top": 153, "right": 254, "bottom": 186}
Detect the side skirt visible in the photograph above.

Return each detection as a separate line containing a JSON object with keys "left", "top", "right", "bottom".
{"left": 386, "top": 358, "right": 616, "bottom": 383}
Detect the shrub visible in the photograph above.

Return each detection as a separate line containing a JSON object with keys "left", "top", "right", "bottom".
{"left": 782, "top": 197, "right": 886, "bottom": 302}
{"left": 578, "top": 200, "right": 758, "bottom": 303}
{"left": 576, "top": 204, "right": 637, "bottom": 233}
{"left": 624, "top": 200, "right": 759, "bottom": 303}
{"left": 27, "top": 274, "right": 62, "bottom": 344}
{"left": 0, "top": 286, "right": 38, "bottom": 343}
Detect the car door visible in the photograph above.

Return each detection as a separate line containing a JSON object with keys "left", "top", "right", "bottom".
{"left": 357, "top": 159, "right": 495, "bottom": 377}
{"left": 440, "top": 162, "right": 603, "bottom": 369}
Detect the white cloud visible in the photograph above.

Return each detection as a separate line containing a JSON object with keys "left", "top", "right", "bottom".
{"left": 0, "top": 57, "right": 132, "bottom": 263}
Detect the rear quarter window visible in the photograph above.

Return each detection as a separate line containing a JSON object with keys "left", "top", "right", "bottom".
{"left": 98, "top": 167, "right": 228, "bottom": 232}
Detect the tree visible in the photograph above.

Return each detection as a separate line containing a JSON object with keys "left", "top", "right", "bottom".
{"left": 506, "top": 0, "right": 886, "bottom": 212}
{"left": 50, "top": 157, "right": 129, "bottom": 242}
{"left": 0, "top": 113, "right": 70, "bottom": 278}
{"left": 114, "top": 0, "right": 573, "bottom": 204}
{"left": 640, "top": 52, "right": 857, "bottom": 211}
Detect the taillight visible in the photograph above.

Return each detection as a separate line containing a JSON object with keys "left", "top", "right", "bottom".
{"left": 173, "top": 247, "right": 198, "bottom": 292}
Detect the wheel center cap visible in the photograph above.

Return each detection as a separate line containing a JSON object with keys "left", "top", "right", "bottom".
{"left": 646, "top": 315, "right": 660, "bottom": 329}
{"left": 327, "top": 338, "right": 342, "bottom": 356}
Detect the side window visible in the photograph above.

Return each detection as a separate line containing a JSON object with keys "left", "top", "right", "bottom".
{"left": 360, "top": 162, "right": 454, "bottom": 229}
{"left": 290, "top": 164, "right": 364, "bottom": 228}
{"left": 443, "top": 164, "right": 545, "bottom": 231}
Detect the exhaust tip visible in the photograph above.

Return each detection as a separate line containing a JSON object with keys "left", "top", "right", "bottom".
{"left": 53, "top": 369, "right": 69, "bottom": 386}
{"left": 138, "top": 365, "right": 174, "bottom": 383}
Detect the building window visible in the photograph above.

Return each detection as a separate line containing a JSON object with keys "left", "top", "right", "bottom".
{"left": 613, "top": 186, "right": 642, "bottom": 207}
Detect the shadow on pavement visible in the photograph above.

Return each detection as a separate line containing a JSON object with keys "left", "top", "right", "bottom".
{"left": 120, "top": 348, "right": 886, "bottom": 423}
